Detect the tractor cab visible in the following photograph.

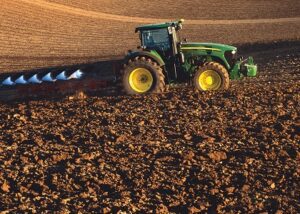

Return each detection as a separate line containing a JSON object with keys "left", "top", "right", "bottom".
{"left": 135, "top": 20, "right": 184, "bottom": 80}
{"left": 136, "top": 20, "right": 183, "bottom": 55}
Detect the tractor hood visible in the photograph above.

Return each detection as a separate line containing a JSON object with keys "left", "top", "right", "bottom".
{"left": 181, "top": 42, "right": 237, "bottom": 52}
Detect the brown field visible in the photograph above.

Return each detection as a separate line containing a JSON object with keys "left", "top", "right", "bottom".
{"left": 0, "top": 1, "right": 300, "bottom": 213}
{"left": 0, "top": 51, "right": 299, "bottom": 213}
{"left": 0, "top": 0, "right": 300, "bottom": 72}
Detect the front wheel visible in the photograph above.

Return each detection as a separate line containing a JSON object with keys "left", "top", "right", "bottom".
{"left": 121, "top": 57, "right": 165, "bottom": 95}
{"left": 194, "top": 62, "right": 230, "bottom": 91}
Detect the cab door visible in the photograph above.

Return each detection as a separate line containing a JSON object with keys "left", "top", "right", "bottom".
{"left": 141, "top": 28, "right": 177, "bottom": 82}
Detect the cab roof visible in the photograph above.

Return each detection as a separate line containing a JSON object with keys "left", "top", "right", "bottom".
{"left": 135, "top": 19, "right": 184, "bottom": 32}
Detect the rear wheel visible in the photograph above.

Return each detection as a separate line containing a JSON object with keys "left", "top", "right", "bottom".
{"left": 194, "top": 62, "right": 230, "bottom": 91}
{"left": 121, "top": 57, "right": 165, "bottom": 95}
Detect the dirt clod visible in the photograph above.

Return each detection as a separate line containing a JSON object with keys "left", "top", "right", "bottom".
{"left": 1, "top": 182, "right": 10, "bottom": 193}
{"left": 208, "top": 151, "right": 227, "bottom": 162}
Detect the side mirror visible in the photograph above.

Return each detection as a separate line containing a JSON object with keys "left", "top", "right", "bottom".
{"left": 177, "top": 24, "right": 183, "bottom": 31}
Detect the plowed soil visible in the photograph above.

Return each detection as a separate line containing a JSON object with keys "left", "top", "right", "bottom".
{"left": 0, "top": 50, "right": 299, "bottom": 213}
{"left": 1, "top": 0, "right": 300, "bottom": 72}
{"left": 1, "top": 0, "right": 300, "bottom": 212}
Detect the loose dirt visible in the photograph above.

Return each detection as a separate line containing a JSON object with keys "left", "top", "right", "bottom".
{"left": 0, "top": 50, "right": 299, "bottom": 213}
{"left": 1, "top": 0, "right": 299, "bottom": 73}
{"left": 0, "top": 1, "right": 299, "bottom": 211}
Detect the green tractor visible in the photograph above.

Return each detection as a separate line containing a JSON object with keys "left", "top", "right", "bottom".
{"left": 121, "top": 19, "right": 257, "bottom": 94}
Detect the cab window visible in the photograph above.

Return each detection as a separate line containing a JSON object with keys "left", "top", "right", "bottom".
{"left": 141, "top": 29, "right": 170, "bottom": 51}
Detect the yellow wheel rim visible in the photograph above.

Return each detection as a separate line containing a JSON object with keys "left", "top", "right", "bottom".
{"left": 129, "top": 68, "right": 153, "bottom": 93}
{"left": 199, "top": 70, "right": 222, "bottom": 90}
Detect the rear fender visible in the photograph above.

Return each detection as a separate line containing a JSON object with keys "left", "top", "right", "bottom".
{"left": 124, "top": 51, "right": 165, "bottom": 67}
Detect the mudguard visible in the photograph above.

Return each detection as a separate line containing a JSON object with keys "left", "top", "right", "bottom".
{"left": 124, "top": 51, "right": 165, "bottom": 67}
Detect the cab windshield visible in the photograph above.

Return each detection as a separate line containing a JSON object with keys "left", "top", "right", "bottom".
{"left": 141, "top": 28, "right": 170, "bottom": 51}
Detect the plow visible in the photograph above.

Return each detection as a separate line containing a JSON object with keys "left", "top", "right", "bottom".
{"left": 0, "top": 19, "right": 257, "bottom": 101}
{"left": 0, "top": 60, "right": 121, "bottom": 101}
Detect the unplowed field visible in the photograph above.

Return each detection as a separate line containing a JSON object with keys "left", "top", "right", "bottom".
{"left": 1, "top": 0, "right": 300, "bottom": 72}
{"left": 0, "top": 48, "right": 299, "bottom": 213}
{"left": 48, "top": 0, "right": 300, "bottom": 20}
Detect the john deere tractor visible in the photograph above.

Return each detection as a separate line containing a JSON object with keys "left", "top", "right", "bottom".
{"left": 121, "top": 19, "right": 257, "bottom": 94}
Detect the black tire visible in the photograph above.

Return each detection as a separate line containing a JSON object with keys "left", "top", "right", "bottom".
{"left": 121, "top": 56, "right": 165, "bottom": 95}
{"left": 194, "top": 62, "right": 230, "bottom": 91}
